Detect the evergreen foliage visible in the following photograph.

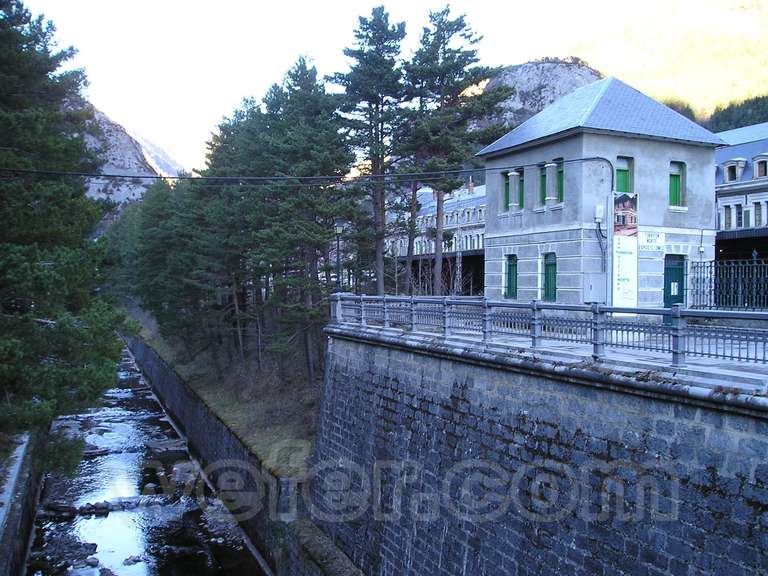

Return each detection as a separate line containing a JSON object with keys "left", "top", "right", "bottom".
{"left": 706, "top": 95, "right": 768, "bottom": 133}
{"left": 663, "top": 98, "right": 698, "bottom": 122}
{"left": 106, "top": 58, "right": 358, "bottom": 383}
{"left": 398, "top": 6, "right": 511, "bottom": 294}
{"left": 332, "top": 6, "right": 406, "bottom": 295}
{"left": 0, "top": 0, "right": 124, "bottom": 431}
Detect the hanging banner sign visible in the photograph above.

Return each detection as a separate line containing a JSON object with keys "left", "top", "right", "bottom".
{"left": 613, "top": 193, "right": 638, "bottom": 307}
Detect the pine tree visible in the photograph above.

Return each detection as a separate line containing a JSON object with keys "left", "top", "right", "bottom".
{"left": 400, "top": 6, "right": 510, "bottom": 294}
{"left": 0, "top": 0, "right": 123, "bottom": 430}
{"left": 332, "top": 6, "right": 405, "bottom": 295}
{"left": 110, "top": 58, "right": 356, "bottom": 384}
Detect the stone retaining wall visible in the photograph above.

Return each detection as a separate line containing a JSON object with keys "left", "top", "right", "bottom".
{"left": 313, "top": 329, "right": 768, "bottom": 575}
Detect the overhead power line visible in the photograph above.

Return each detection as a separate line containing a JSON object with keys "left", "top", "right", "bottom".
{"left": 0, "top": 157, "right": 613, "bottom": 188}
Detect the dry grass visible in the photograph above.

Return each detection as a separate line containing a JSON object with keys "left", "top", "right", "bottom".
{"left": 123, "top": 303, "right": 318, "bottom": 478}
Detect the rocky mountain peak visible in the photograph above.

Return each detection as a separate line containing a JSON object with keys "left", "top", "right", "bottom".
{"left": 485, "top": 57, "right": 603, "bottom": 129}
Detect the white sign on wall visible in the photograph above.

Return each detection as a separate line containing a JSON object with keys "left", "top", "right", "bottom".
{"left": 613, "top": 234, "right": 638, "bottom": 307}
{"left": 638, "top": 230, "right": 666, "bottom": 252}
{"left": 613, "top": 192, "right": 638, "bottom": 307}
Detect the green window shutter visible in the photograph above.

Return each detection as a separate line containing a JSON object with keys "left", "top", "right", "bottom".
{"left": 557, "top": 167, "right": 564, "bottom": 202}
{"left": 616, "top": 169, "right": 630, "bottom": 193}
{"left": 539, "top": 169, "right": 547, "bottom": 204}
{"left": 544, "top": 253, "right": 557, "bottom": 301}
{"left": 505, "top": 255, "right": 518, "bottom": 299}
{"left": 518, "top": 175, "right": 525, "bottom": 208}
{"left": 503, "top": 173, "right": 510, "bottom": 210}
{"left": 669, "top": 173, "right": 681, "bottom": 206}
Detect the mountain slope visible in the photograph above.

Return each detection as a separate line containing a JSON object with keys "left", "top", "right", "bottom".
{"left": 84, "top": 106, "right": 158, "bottom": 203}
{"left": 483, "top": 57, "right": 603, "bottom": 129}
{"left": 129, "top": 132, "right": 185, "bottom": 177}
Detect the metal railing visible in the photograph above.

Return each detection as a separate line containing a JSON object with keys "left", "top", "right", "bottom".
{"left": 330, "top": 294, "right": 768, "bottom": 367}
{"left": 689, "top": 259, "right": 768, "bottom": 310}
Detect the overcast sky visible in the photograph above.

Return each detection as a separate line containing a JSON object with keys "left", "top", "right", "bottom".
{"left": 25, "top": 0, "right": 768, "bottom": 171}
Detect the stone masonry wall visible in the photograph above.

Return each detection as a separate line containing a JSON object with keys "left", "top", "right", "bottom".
{"left": 313, "top": 332, "right": 768, "bottom": 576}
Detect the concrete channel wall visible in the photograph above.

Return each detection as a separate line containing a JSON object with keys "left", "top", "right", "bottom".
{"left": 0, "top": 434, "right": 41, "bottom": 576}
{"left": 127, "top": 337, "right": 358, "bottom": 576}
{"left": 314, "top": 327, "right": 768, "bottom": 575}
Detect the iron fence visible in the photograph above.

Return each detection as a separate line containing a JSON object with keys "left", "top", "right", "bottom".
{"left": 689, "top": 259, "right": 768, "bottom": 310}
{"left": 330, "top": 294, "right": 768, "bottom": 367}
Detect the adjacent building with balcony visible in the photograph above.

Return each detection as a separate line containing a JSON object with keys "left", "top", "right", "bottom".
{"left": 477, "top": 77, "right": 723, "bottom": 307}
{"left": 714, "top": 121, "right": 768, "bottom": 259}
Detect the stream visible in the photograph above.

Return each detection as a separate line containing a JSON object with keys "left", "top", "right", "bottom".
{"left": 27, "top": 348, "right": 268, "bottom": 575}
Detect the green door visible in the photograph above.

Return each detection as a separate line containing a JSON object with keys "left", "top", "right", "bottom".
{"left": 663, "top": 255, "right": 685, "bottom": 308}
{"left": 543, "top": 253, "right": 557, "bottom": 301}
{"left": 505, "top": 255, "right": 517, "bottom": 299}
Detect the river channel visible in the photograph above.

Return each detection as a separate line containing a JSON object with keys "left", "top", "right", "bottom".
{"left": 27, "top": 347, "right": 267, "bottom": 575}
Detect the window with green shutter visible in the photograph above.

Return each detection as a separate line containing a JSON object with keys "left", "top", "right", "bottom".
{"left": 502, "top": 172, "right": 510, "bottom": 211}
{"left": 669, "top": 162, "right": 684, "bottom": 206}
{"left": 616, "top": 169, "right": 630, "bottom": 193}
{"left": 518, "top": 172, "right": 525, "bottom": 208}
{"left": 669, "top": 173, "right": 681, "bottom": 206}
{"left": 557, "top": 165, "right": 564, "bottom": 202}
{"left": 543, "top": 253, "right": 556, "bottom": 301}
{"left": 505, "top": 255, "right": 518, "bottom": 299}
{"left": 616, "top": 156, "right": 633, "bottom": 193}
{"left": 539, "top": 167, "right": 547, "bottom": 205}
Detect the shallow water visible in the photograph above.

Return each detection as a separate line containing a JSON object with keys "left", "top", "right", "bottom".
{"left": 28, "top": 349, "right": 267, "bottom": 575}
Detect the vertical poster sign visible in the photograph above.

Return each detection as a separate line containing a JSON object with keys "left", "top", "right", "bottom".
{"left": 612, "top": 193, "right": 638, "bottom": 307}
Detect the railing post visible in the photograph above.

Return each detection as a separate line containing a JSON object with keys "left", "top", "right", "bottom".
{"left": 531, "top": 299, "right": 542, "bottom": 349}
{"left": 482, "top": 297, "right": 491, "bottom": 344}
{"left": 590, "top": 302, "right": 605, "bottom": 360}
{"left": 360, "top": 295, "right": 366, "bottom": 326}
{"left": 330, "top": 292, "right": 341, "bottom": 323}
{"left": 671, "top": 303, "right": 687, "bottom": 367}
{"left": 443, "top": 296, "right": 451, "bottom": 336}
{"left": 410, "top": 295, "right": 416, "bottom": 331}
{"left": 383, "top": 295, "right": 390, "bottom": 328}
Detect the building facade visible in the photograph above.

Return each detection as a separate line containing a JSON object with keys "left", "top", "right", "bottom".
{"left": 387, "top": 185, "right": 487, "bottom": 294}
{"left": 714, "top": 121, "right": 768, "bottom": 259}
{"left": 477, "top": 77, "right": 722, "bottom": 307}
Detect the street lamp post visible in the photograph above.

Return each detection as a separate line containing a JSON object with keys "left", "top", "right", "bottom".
{"left": 334, "top": 218, "right": 345, "bottom": 292}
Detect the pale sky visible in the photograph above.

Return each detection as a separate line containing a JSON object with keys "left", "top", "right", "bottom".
{"left": 25, "top": 0, "right": 768, "bottom": 171}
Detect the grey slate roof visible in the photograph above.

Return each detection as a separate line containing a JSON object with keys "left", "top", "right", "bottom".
{"left": 717, "top": 122, "right": 768, "bottom": 146}
{"left": 715, "top": 139, "right": 768, "bottom": 184}
{"left": 477, "top": 77, "right": 723, "bottom": 157}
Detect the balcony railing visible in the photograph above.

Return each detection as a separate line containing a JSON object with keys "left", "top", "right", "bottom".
{"left": 330, "top": 294, "right": 768, "bottom": 367}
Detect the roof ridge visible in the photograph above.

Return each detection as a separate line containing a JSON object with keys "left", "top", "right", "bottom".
{"left": 579, "top": 77, "right": 613, "bottom": 126}
{"left": 717, "top": 120, "right": 768, "bottom": 135}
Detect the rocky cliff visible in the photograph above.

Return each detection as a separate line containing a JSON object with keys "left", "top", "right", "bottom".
{"left": 75, "top": 102, "right": 182, "bottom": 204}
{"left": 83, "top": 107, "right": 157, "bottom": 203}
{"left": 484, "top": 57, "right": 603, "bottom": 129}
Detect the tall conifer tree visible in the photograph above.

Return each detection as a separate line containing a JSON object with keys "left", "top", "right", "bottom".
{"left": 401, "top": 6, "right": 510, "bottom": 294}
{"left": 333, "top": 6, "right": 405, "bottom": 295}
{"left": 0, "top": 0, "right": 123, "bottom": 429}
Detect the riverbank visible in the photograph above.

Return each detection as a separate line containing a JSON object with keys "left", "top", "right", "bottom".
{"left": 127, "top": 337, "right": 361, "bottom": 576}
{"left": 123, "top": 302, "right": 317, "bottom": 479}
{"left": 27, "top": 347, "right": 268, "bottom": 575}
